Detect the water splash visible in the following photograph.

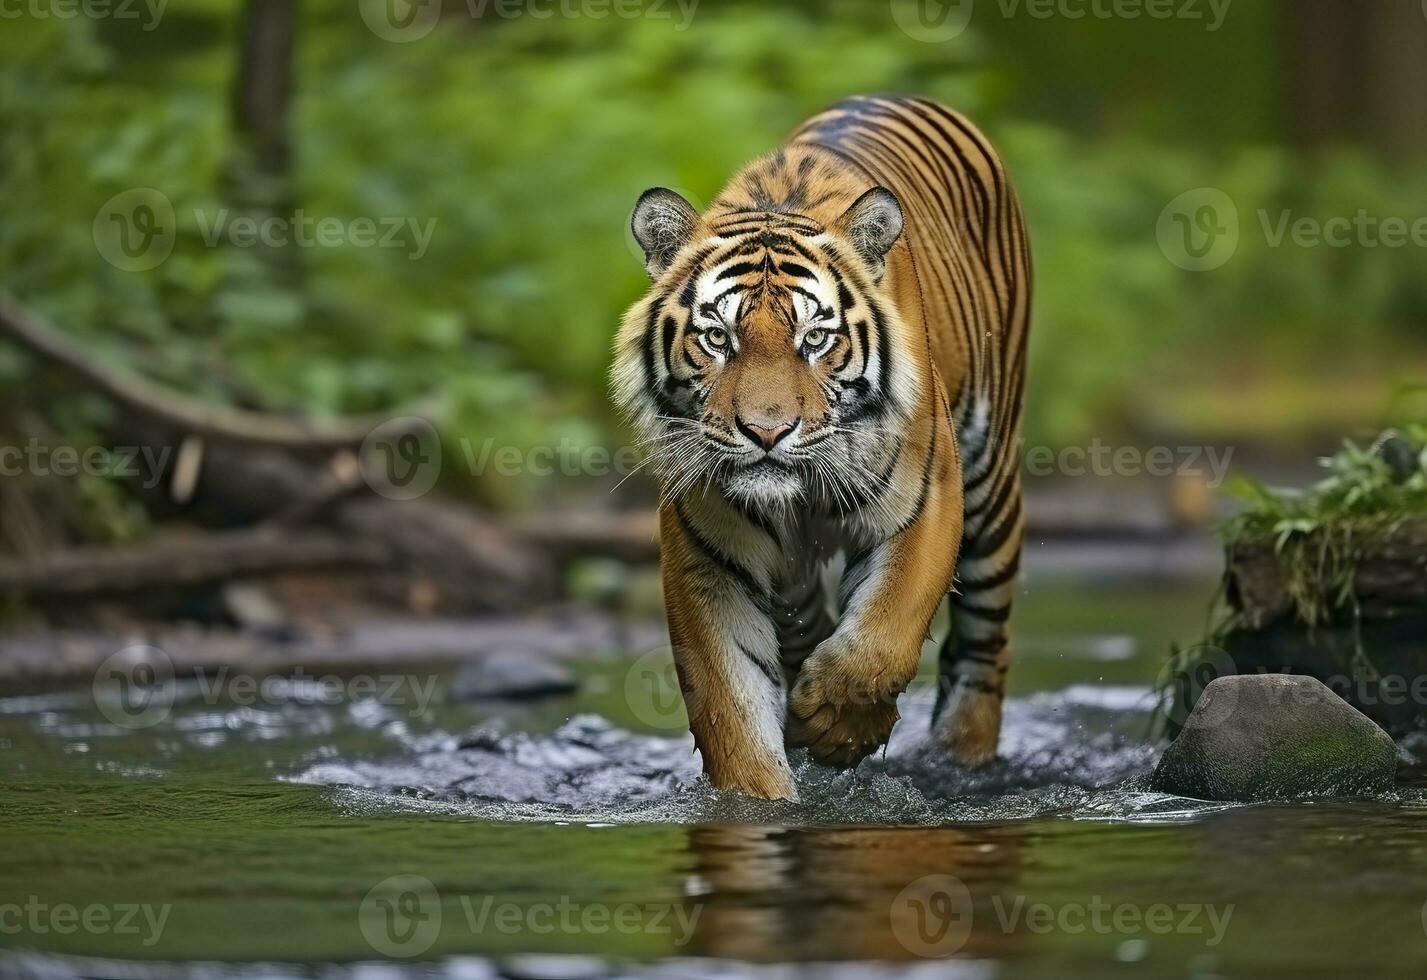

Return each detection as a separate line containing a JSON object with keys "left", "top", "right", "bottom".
{"left": 288, "top": 684, "right": 1214, "bottom": 825}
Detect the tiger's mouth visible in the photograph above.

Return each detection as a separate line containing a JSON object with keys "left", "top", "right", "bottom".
{"left": 721, "top": 461, "right": 806, "bottom": 507}
{"left": 742, "top": 454, "right": 797, "bottom": 472}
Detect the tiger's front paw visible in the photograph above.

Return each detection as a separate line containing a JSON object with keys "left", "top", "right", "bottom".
{"left": 787, "top": 641, "right": 906, "bottom": 769}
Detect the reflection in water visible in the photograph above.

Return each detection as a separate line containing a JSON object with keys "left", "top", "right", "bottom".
{"left": 683, "top": 824, "right": 1027, "bottom": 962}
{"left": 6, "top": 621, "right": 1427, "bottom": 979}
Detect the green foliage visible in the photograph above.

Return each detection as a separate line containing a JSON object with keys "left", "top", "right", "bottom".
{"left": 1153, "top": 430, "right": 1427, "bottom": 736}
{"left": 1225, "top": 431, "right": 1427, "bottom": 547}
{"left": 1219, "top": 431, "right": 1427, "bottom": 628}
{"left": 3, "top": 2, "right": 1426, "bottom": 515}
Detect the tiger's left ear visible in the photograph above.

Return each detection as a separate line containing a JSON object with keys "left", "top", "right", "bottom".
{"left": 631, "top": 188, "right": 699, "bottom": 279}
{"left": 835, "top": 187, "right": 904, "bottom": 282}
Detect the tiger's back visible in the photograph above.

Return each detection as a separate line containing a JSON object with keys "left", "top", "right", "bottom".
{"left": 615, "top": 95, "right": 1032, "bottom": 796}
{"left": 711, "top": 95, "right": 1032, "bottom": 747}
{"left": 795, "top": 95, "right": 1031, "bottom": 477}
{"left": 709, "top": 95, "right": 1031, "bottom": 516}
{"left": 805, "top": 96, "right": 1032, "bottom": 748}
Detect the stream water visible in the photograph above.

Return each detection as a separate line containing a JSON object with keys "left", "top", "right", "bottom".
{"left": 4, "top": 581, "right": 1427, "bottom": 978}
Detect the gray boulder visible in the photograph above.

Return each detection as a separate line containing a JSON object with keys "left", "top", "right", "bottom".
{"left": 449, "top": 652, "right": 577, "bottom": 701}
{"left": 1151, "top": 674, "right": 1397, "bottom": 801}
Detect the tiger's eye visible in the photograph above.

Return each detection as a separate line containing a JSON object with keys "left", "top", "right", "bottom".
{"left": 803, "top": 328, "right": 828, "bottom": 351}
{"left": 704, "top": 327, "right": 729, "bottom": 351}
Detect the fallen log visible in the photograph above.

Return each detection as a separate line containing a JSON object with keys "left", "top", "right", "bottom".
{"left": 339, "top": 496, "right": 553, "bottom": 611}
{"left": 1226, "top": 519, "right": 1427, "bottom": 629}
{"left": 1161, "top": 518, "right": 1427, "bottom": 738}
{"left": 510, "top": 510, "right": 660, "bottom": 565}
{"left": 0, "top": 291, "right": 430, "bottom": 451}
{"left": 0, "top": 529, "right": 389, "bottom": 598}
{"left": 124, "top": 425, "right": 555, "bottom": 611}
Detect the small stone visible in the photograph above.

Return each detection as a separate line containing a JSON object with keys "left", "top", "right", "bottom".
{"left": 449, "top": 652, "right": 577, "bottom": 701}
{"left": 498, "top": 955, "right": 609, "bottom": 980}
{"left": 221, "top": 582, "right": 288, "bottom": 633}
{"left": 1373, "top": 430, "right": 1422, "bottom": 483}
{"left": 1151, "top": 674, "right": 1397, "bottom": 802}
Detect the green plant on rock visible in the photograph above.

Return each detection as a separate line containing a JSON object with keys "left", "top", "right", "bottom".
{"left": 1223, "top": 427, "right": 1427, "bottom": 628}
{"left": 1154, "top": 428, "right": 1427, "bottom": 737}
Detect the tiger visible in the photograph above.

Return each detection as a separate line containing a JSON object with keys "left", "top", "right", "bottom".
{"left": 611, "top": 95, "right": 1031, "bottom": 800}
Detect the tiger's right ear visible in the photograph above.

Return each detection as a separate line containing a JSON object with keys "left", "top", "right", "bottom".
{"left": 835, "top": 187, "right": 903, "bottom": 282}
{"left": 631, "top": 188, "right": 699, "bottom": 279}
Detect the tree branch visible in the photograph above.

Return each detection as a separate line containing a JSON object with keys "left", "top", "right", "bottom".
{"left": 0, "top": 529, "right": 390, "bottom": 598}
{"left": 0, "top": 291, "right": 431, "bottom": 450}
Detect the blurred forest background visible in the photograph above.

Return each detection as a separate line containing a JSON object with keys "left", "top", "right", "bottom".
{"left": 3, "top": 0, "right": 1427, "bottom": 614}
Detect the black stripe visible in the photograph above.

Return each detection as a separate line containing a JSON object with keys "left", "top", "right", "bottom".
{"left": 739, "top": 642, "right": 783, "bottom": 688}
{"left": 958, "top": 553, "right": 1021, "bottom": 592}
{"left": 675, "top": 501, "right": 764, "bottom": 600}
{"left": 955, "top": 601, "right": 1011, "bottom": 623}
{"left": 661, "top": 316, "right": 678, "bottom": 375}
{"left": 715, "top": 261, "right": 763, "bottom": 281}
{"left": 891, "top": 416, "right": 938, "bottom": 537}
{"left": 640, "top": 296, "right": 664, "bottom": 394}
{"left": 965, "top": 494, "right": 1022, "bottom": 559}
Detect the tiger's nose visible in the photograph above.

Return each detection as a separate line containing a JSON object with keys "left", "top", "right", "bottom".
{"left": 736, "top": 416, "right": 799, "bottom": 451}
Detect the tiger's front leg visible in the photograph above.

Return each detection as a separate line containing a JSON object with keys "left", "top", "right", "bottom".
{"left": 659, "top": 502, "right": 797, "bottom": 801}
{"left": 788, "top": 423, "right": 963, "bottom": 768}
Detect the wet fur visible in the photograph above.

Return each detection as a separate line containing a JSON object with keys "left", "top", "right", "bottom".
{"left": 612, "top": 96, "right": 1032, "bottom": 799}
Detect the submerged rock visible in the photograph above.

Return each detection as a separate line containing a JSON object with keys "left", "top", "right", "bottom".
{"left": 449, "top": 652, "right": 577, "bottom": 701}
{"left": 1151, "top": 674, "right": 1396, "bottom": 801}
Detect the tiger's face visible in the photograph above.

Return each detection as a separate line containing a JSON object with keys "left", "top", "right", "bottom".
{"left": 613, "top": 185, "right": 919, "bottom": 513}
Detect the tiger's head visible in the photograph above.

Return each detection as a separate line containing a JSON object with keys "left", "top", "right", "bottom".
{"left": 612, "top": 180, "right": 922, "bottom": 514}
